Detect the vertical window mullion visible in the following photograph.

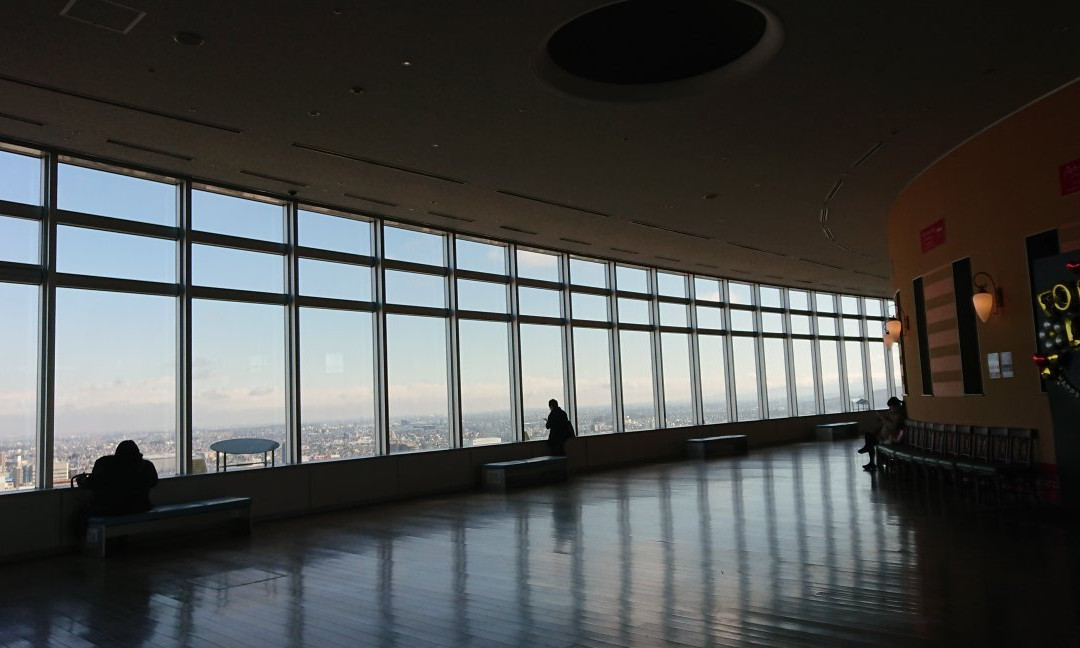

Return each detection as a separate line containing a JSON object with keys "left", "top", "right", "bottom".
{"left": 782, "top": 289, "right": 797, "bottom": 418}
{"left": 38, "top": 153, "right": 57, "bottom": 489}
{"left": 561, "top": 253, "right": 577, "bottom": 430}
{"left": 508, "top": 244, "right": 524, "bottom": 441}
{"left": 688, "top": 277, "right": 704, "bottom": 426}
{"left": 650, "top": 269, "right": 665, "bottom": 428}
{"left": 609, "top": 264, "right": 625, "bottom": 432}
{"left": 177, "top": 179, "right": 193, "bottom": 474}
{"left": 447, "top": 235, "right": 462, "bottom": 448}
{"left": 284, "top": 200, "right": 301, "bottom": 464}
{"left": 373, "top": 221, "right": 389, "bottom": 455}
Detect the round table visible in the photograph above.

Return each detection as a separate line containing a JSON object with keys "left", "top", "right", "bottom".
{"left": 209, "top": 438, "right": 281, "bottom": 472}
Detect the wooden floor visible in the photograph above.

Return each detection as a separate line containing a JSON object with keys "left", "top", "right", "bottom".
{"left": 1, "top": 440, "right": 1078, "bottom": 647}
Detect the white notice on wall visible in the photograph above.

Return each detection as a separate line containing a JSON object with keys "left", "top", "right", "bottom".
{"left": 987, "top": 352, "right": 1001, "bottom": 380}
{"left": 1001, "top": 351, "right": 1014, "bottom": 378}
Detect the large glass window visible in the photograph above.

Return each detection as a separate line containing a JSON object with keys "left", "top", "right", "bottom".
{"left": 459, "top": 320, "right": 513, "bottom": 445}
{"left": 298, "top": 209, "right": 371, "bottom": 255}
{"left": 0, "top": 216, "right": 40, "bottom": 265}
{"left": 845, "top": 341, "right": 867, "bottom": 409}
{"left": 698, "top": 335, "right": 729, "bottom": 423}
{"left": 193, "top": 300, "right": 285, "bottom": 470}
{"left": 520, "top": 324, "right": 566, "bottom": 441}
{"left": 571, "top": 293, "right": 608, "bottom": 321}
{"left": 0, "top": 150, "right": 41, "bottom": 205}
{"left": 732, "top": 337, "right": 759, "bottom": 421}
{"left": 790, "top": 314, "right": 811, "bottom": 335}
{"left": 761, "top": 312, "right": 784, "bottom": 334}
{"left": 868, "top": 341, "right": 889, "bottom": 409}
{"left": 299, "top": 259, "right": 372, "bottom": 301}
{"left": 759, "top": 286, "right": 782, "bottom": 308}
{"left": 60, "top": 164, "right": 176, "bottom": 226}
{"left": 696, "top": 305, "right": 723, "bottom": 330}
{"left": 659, "top": 302, "right": 688, "bottom": 328}
{"left": 762, "top": 338, "right": 789, "bottom": 418}
{"left": 300, "top": 308, "right": 376, "bottom": 461}
{"left": 570, "top": 258, "right": 607, "bottom": 287}
{"left": 617, "top": 298, "right": 651, "bottom": 325}
{"left": 192, "top": 189, "right": 281, "bottom": 241}
{"left": 457, "top": 279, "right": 507, "bottom": 312}
{"left": 572, "top": 327, "right": 614, "bottom": 435}
{"left": 386, "top": 315, "right": 449, "bottom": 453}
{"left": 619, "top": 330, "right": 655, "bottom": 430}
{"left": 58, "top": 226, "right": 175, "bottom": 283}
{"left": 56, "top": 290, "right": 176, "bottom": 481}
{"left": 518, "top": 287, "right": 562, "bottom": 318}
{"left": 456, "top": 239, "right": 506, "bottom": 274}
{"left": 891, "top": 344, "right": 903, "bottom": 396}
{"left": 616, "top": 266, "right": 649, "bottom": 293}
{"left": 815, "top": 292, "right": 836, "bottom": 313}
{"left": 0, "top": 283, "right": 39, "bottom": 490}
{"left": 818, "top": 340, "right": 843, "bottom": 413}
{"left": 193, "top": 245, "right": 283, "bottom": 293}
{"left": 694, "top": 277, "right": 722, "bottom": 302}
{"left": 517, "top": 249, "right": 560, "bottom": 282}
{"left": 384, "top": 226, "right": 444, "bottom": 266}
{"left": 728, "top": 282, "right": 753, "bottom": 305}
{"left": 385, "top": 271, "right": 445, "bottom": 308}
{"left": 730, "top": 309, "right": 755, "bottom": 332}
{"left": 791, "top": 339, "right": 817, "bottom": 415}
{"left": 657, "top": 273, "right": 687, "bottom": 298}
{"left": 789, "top": 290, "right": 810, "bottom": 311}
{"left": 661, "top": 333, "right": 692, "bottom": 427}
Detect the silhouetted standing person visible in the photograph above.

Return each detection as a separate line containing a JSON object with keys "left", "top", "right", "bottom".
{"left": 76, "top": 440, "right": 159, "bottom": 515}
{"left": 545, "top": 399, "right": 575, "bottom": 455}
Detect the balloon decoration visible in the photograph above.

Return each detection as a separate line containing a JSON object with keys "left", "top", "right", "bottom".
{"left": 1033, "top": 263, "right": 1080, "bottom": 397}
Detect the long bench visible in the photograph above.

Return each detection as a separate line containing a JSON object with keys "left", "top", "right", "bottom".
{"left": 686, "top": 435, "right": 748, "bottom": 459}
{"left": 482, "top": 456, "right": 568, "bottom": 491}
{"left": 876, "top": 421, "right": 1037, "bottom": 502}
{"left": 815, "top": 421, "right": 859, "bottom": 441}
{"left": 86, "top": 496, "right": 252, "bottom": 557}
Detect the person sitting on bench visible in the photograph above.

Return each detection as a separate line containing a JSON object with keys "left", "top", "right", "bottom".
{"left": 858, "top": 397, "right": 906, "bottom": 472}
{"left": 545, "top": 399, "right": 576, "bottom": 456}
{"left": 75, "top": 440, "right": 159, "bottom": 515}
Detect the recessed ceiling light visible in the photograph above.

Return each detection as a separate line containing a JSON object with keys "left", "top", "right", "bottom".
{"left": 402, "top": 60, "right": 412, "bottom": 66}
{"left": 173, "top": 31, "right": 204, "bottom": 46}
{"left": 432, "top": 143, "right": 439, "bottom": 148}
{"left": 349, "top": 86, "right": 365, "bottom": 95}
{"left": 308, "top": 110, "right": 321, "bottom": 117}
{"left": 702, "top": 192, "right": 718, "bottom": 200}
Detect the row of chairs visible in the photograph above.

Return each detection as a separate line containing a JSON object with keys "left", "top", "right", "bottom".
{"left": 876, "top": 420, "right": 1038, "bottom": 502}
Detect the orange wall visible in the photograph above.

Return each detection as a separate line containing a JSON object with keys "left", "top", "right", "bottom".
{"left": 888, "top": 78, "right": 1080, "bottom": 466}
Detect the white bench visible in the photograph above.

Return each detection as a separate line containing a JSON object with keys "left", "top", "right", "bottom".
{"left": 86, "top": 496, "right": 252, "bottom": 556}
{"left": 482, "top": 456, "right": 568, "bottom": 490}
{"left": 686, "top": 435, "right": 748, "bottom": 459}
{"left": 814, "top": 421, "right": 860, "bottom": 441}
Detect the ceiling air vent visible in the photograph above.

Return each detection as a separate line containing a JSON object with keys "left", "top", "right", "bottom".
{"left": 60, "top": 0, "right": 146, "bottom": 34}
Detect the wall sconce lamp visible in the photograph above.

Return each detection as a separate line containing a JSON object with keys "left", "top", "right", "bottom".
{"left": 883, "top": 310, "right": 906, "bottom": 349}
{"left": 972, "top": 272, "right": 1003, "bottom": 322}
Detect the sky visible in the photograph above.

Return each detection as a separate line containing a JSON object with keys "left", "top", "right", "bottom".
{"left": 0, "top": 149, "right": 900, "bottom": 443}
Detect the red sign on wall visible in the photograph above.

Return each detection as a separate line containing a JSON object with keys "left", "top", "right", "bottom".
{"left": 920, "top": 219, "right": 946, "bottom": 253}
{"left": 1061, "top": 157, "right": 1080, "bottom": 196}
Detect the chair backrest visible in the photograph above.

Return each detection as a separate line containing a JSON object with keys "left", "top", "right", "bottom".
{"left": 955, "top": 426, "right": 973, "bottom": 458}
{"left": 936, "top": 424, "right": 955, "bottom": 454}
{"left": 1008, "top": 428, "right": 1035, "bottom": 468}
{"left": 972, "top": 427, "right": 991, "bottom": 461}
{"left": 989, "top": 427, "right": 1011, "bottom": 463}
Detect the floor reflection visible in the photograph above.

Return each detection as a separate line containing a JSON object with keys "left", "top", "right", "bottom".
{"left": 0, "top": 439, "right": 1078, "bottom": 646}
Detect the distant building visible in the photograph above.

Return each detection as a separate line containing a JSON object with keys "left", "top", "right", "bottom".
{"left": 52, "top": 460, "right": 70, "bottom": 487}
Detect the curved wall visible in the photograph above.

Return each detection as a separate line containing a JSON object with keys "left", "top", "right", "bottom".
{"left": 888, "top": 78, "right": 1080, "bottom": 466}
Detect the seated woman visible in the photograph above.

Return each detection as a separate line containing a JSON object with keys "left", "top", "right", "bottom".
{"left": 858, "top": 397, "right": 906, "bottom": 472}
{"left": 75, "top": 440, "right": 159, "bottom": 515}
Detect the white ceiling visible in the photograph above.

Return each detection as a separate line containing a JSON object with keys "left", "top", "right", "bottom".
{"left": 2, "top": 0, "right": 1079, "bottom": 296}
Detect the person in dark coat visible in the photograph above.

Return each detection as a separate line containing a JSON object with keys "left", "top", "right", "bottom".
{"left": 545, "top": 399, "right": 575, "bottom": 456}
{"left": 75, "top": 440, "right": 159, "bottom": 515}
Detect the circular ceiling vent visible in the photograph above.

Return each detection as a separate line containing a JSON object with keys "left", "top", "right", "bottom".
{"left": 535, "top": 0, "right": 782, "bottom": 101}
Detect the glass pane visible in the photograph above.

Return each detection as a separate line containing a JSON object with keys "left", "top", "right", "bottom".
{"left": 659, "top": 302, "right": 688, "bottom": 327}
{"left": 763, "top": 338, "right": 789, "bottom": 418}
{"left": 0, "top": 150, "right": 41, "bottom": 205}
{"left": 698, "top": 335, "right": 729, "bottom": 423}
{"left": 730, "top": 309, "right": 755, "bottom": 332}
{"left": 846, "top": 341, "right": 867, "bottom": 410}
{"left": 841, "top": 296, "right": 860, "bottom": 315}
{"left": 0, "top": 283, "right": 38, "bottom": 490}
{"left": 694, "top": 277, "right": 722, "bottom": 302}
{"left": 817, "top": 316, "right": 837, "bottom": 336}
{"left": 573, "top": 327, "right": 614, "bottom": 435}
{"left": 457, "top": 279, "right": 507, "bottom": 312}
{"left": 891, "top": 344, "right": 903, "bottom": 396}
{"left": 661, "top": 333, "right": 692, "bottom": 427}
{"left": 298, "top": 210, "right": 371, "bottom": 255}
{"left": 193, "top": 300, "right": 285, "bottom": 470}
{"left": 617, "top": 298, "right": 650, "bottom": 325}
{"left": 759, "top": 286, "right": 782, "bottom": 308}
{"left": 697, "top": 305, "right": 723, "bottom": 330}
{"left": 570, "top": 258, "right": 607, "bottom": 288}
{"left": 385, "top": 270, "right": 445, "bottom": 308}
{"left": 520, "top": 324, "right": 566, "bottom": 441}
{"left": 57, "top": 226, "right": 175, "bottom": 283}
{"left": 761, "top": 312, "right": 784, "bottom": 334}
{"left": 790, "top": 314, "right": 811, "bottom": 335}
{"left": 193, "top": 244, "right": 283, "bottom": 293}
{"left": 864, "top": 298, "right": 883, "bottom": 317}
{"left": 819, "top": 340, "right": 843, "bottom": 413}
{"left": 791, "top": 339, "right": 817, "bottom": 415}
{"left": 657, "top": 272, "right": 686, "bottom": 297}
{"left": 571, "top": 292, "right": 608, "bottom": 321}
{"left": 192, "top": 189, "right": 282, "bottom": 241}
{"left": 728, "top": 282, "right": 753, "bottom": 305}
{"left": 519, "top": 286, "right": 562, "bottom": 317}
{"left": 843, "top": 318, "right": 862, "bottom": 338}
{"left": 616, "top": 266, "right": 648, "bottom": 293}
{"left": 300, "top": 309, "right": 376, "bottom": 461}
{"left": 386, "top": 315, "right": 449, "bottom": 452}
{"left": 56, "top": 290, "right": 176, "bottom": 480}
{"left": 619, "top": 330, "right": 655, "bottom": 431}
{"left": 789, "top": 290, "right": 810, "bottom": 310}
{"left": 459, "top": 320, "right": 513, "bottom": 446}
{"left": 59, "top": 164, "right": 176, "bottom": 226}
{"left": 868, "top": 341, "right": 889, "bottom": 409}
{"left": 456, "top": 239, "right": 506, "bottom": 274}
{"left": 299, "top": 259, "right": 372, "bottom": 301}
{"left": 0, "top": 215, "right": 40, "bottom": 264}
{"left": 517, "top": 249, "right": 560, "bottom": 282}
{"left": 815, "top": 292, "right": 836, "bottom": 313}
{"left": 384, "top": 226, "right": 444, "bottom": 266}
{"left": 732, "top": 337, "right": 759, "bottom": 421}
